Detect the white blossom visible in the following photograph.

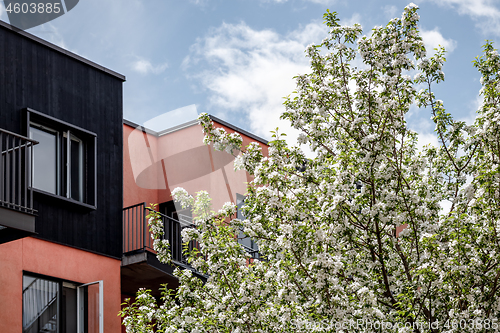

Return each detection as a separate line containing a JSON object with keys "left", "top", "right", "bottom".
{"left": 121, "top": 7, "right": 500, "bottom": 333}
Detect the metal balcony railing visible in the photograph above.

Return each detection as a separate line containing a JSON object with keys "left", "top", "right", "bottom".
{"left": 122, "top": 202, "right": 200, "bottom": 266}
{"left": 240, "top": 242, "right": 260, "bottom": 260}
{"left": 0, "top": 129, "right": 38, "bottom": 215}
{"left": 122, "top": 202, "right": 261, "bottom": 267}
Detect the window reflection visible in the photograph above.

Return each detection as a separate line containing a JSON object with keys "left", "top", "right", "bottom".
{"left": 30, "top": 123, "right": 86, "bottom": 203}
{"left": 30, "top": 127, "right": 57, "bottom": 195}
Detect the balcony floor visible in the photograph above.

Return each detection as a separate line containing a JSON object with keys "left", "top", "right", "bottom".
{"left": 0, "top": 206, "right": 36, "bottom": 244}
{"left": 121, "top": 250, "right": 179, "bottom": 299}
{"left": 121, "top": 250, "right": 208, "bottom": 299}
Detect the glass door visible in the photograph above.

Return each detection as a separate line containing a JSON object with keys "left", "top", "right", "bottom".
{"left": 77, "top": 281, "right": 103, "bottom": 333}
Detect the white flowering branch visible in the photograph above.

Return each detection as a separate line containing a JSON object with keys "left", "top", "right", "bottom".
{"left": 121, "top": 5, "right": 500, "bottom": 332}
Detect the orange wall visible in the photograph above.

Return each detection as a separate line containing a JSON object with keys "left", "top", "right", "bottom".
{"left": 0, "top": 237, "right": 121, "bottom": 333}
{"left": 123, "top": 124, "right": 165, "bottom": 208}
{"left": 124, "top": 120, "right": 268, "bottom": 211}
{"left": 213, "top": 122, "right": 269, "bottom": 157}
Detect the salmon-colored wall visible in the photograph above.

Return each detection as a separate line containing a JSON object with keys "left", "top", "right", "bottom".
{"left": 213, "top": 122, "right": 269, "bottom": 157}
{"left": 124, "top": 120, "right": 268, "bottom": 212}
{"left": 0, "top": 237, "right": 121, "bottom": 333}
{"left": 124, "top": 124, "right": 165, "bottom": 208}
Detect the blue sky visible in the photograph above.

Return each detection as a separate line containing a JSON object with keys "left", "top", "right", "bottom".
{"left": 0, "top": 0, "right": 498, "bottom": 147}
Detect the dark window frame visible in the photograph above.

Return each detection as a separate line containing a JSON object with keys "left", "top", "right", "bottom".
{"left": 25, "top": 108, "right": 97, "bottom": 210}
{"left": 22, "top": 272, "right": 78, "bottom": 333}
{"left": 22, "top": 271, "right": 103, "bottom": 333}
{"left": 236, "top": 193, "right": 259, "bottom": 255}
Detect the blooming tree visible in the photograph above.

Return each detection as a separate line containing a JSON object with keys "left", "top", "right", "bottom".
{"left": 121, "top": 4, "right": 500, "bottom": 332}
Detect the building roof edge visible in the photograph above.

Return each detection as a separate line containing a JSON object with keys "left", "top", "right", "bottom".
{"left": 208, "top": 115, "right": 268, "bottom": 145}
{"left": 0, "top": 20, "right": 126, "bottom": 81}
{"left": 123, "top": 115, "right": 269, "bottom": 146}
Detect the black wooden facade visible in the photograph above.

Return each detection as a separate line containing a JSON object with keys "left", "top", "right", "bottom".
{"left": 0, "top": 21, "right": 125, "bottom": 258}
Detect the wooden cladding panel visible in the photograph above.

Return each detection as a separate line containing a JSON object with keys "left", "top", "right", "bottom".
{"left": 0, "top": 24, "right": 124, "bottom": 258}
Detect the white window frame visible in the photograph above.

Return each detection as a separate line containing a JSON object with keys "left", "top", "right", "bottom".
{"left": 77, "top": 280, "right": 103, "bottom": 333}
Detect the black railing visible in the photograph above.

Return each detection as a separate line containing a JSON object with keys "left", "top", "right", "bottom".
{"left": 163, "top": 211, "right": 200, "bottom": 265}
{"left": 122, "top": 203, "right": 199, "bottom": 265}
{"left": 122, "top": 202, "right": 152, "bottom": 253}
{"left": 0, "top": 129, "right": 38, "bottom": 215}
{"left": 240, "top": 243, "right": 260, "bottom": 260}
{"left": 122, "top": 202, "right": 261, "bottom": 265}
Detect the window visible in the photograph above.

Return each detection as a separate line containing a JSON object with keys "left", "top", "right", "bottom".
{"left": 160, "top": 200, "right": 193, "bottom": 224}
{"left": 236, "top": 194, "right": 259, "bottom": 257}
{"left": 159, "top": 200, "right": 194, "bottom": 263}
{"left": 29, "top": 126, "right": 58, "bottom": 195}
{"left": 22, "top": 274, "right": 103, "bottom": 333}
{"left": 26, "top": 109, "right": 96, "bottom": 208}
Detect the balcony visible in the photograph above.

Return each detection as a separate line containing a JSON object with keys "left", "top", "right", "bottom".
{"left": 121, "top": 202, "right": 261, "bottom": 297}
{"left": 121, "top": 202, "right": 205, "bottom": 297}
{"left": 0, "top": 129, "right": 38, "bottom": 244}
{"left": 122, "top": 202, "right": 200, "bottom": 264}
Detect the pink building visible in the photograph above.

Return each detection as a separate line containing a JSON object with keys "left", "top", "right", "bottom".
{"left": 121, "top": 116, "right": 268, "bottom": 301}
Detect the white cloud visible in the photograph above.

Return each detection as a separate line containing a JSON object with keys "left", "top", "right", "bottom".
{"left": 264, "top": 0, "right": 336, "bottom": 4}
{"left": 131, "top": 58, "right": 168, "bottom": 75}
{"left": 185, "top": 21, "right": 328, "bottom": 147}
{"left": 429, "top": 0, "right": 500, "bottom": 35}
{"left": 420, "top": 28, "right": 457, "bottom": 55}
{"left": 340, "top": 13, "right": 362, "bottom": 27}
{"left": 411, "top": 120, "right": 439, "bottom": 151}
{"left": 189, "top": 0, "right": 209, "bottom": 5}
{"left": 406, "top": 104, "right": 439, "bottom": 152}
{"left": 306, "top": 0, "right": 337, "bottom": 5}
{"left": 383, "top": 5, "right": 398, "bottom": 20}
{"left": 434, "top": 0, "right": 500, "bottom": 18}
{"left": 416, "top": 131, "right": 439, "bottom": 151}
{"left": 459, "top": 93, "right": 482, "bottom": 125}
{"left": 440, "top": 200, "right": 453, "bottom": 215}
